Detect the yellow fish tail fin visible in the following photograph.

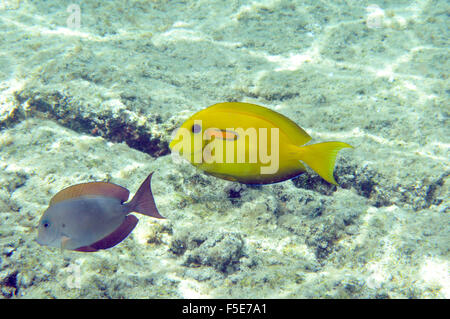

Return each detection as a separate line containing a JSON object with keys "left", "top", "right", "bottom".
{"left": 295, "top": 141, "right": 353, "bottom": 185}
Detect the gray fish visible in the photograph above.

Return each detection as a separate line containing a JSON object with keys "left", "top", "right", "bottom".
{"left": 37, "top": 172, "right": 164, "bottom": 252}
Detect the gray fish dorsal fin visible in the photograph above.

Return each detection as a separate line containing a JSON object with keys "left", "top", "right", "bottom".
{"left": 74, "top": 215, "right": 139, "bottom": 252}
{"left": 50, "top": 181, "right": 130, "bottom": 205}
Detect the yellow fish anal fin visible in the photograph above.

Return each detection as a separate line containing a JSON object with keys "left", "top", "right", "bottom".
{"left": 292, "top": 141, "right": 353, "bottom": 185}
{"left": 50, "top": 182, "right": 130, "bottom": 206}
{"left": 205, "top": 128, "right": 239, "bottom": 141}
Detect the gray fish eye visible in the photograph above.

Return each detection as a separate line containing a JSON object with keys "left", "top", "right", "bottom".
{"left": 42, "top": 220, "right": 50, "bottom": 228}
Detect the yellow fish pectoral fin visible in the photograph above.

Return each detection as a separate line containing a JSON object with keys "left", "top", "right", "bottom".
{"left": 294, "top": 142, "right": 353, "bottom": 185}
{"left": 205, "top": 128, "right": 239, "bottom": 141}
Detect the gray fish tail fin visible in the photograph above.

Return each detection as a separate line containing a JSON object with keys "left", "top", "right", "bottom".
{"left": 128, "top": 172, "right": 165, "bottom": 219}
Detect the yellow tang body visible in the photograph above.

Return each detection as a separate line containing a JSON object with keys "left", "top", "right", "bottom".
{"left": 169, "top": 102, "right": 352, "bottom": 185}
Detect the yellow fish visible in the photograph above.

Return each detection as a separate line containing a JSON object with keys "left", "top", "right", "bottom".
{"left": 169, "top": 102, "right": 352, "bottom": 185}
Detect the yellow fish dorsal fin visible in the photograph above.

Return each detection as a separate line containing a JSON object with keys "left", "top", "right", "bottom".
{"left": 50, "top": 182, "right": 130, "bottom": 206}
{"left": 204, "top": 102, "right": 312, "bottom": 146}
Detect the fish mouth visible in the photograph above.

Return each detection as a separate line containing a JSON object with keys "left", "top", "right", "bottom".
{"left": 169, "top": 139, "right": 177, "bottom": 151}
{"left": 36, "top": 233, "right": 60, "bottom": 247}
{"left": 36, "top": 236, "right": 52, "bottom": 247}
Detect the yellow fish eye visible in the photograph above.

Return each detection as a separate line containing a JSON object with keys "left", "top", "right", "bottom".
{"left": 191, "top": 123, "right": 202, "bottom": 134}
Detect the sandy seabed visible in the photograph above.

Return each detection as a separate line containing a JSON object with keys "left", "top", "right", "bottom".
{"left": 0, "top": 0, "right": 448, "bottom": 298}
